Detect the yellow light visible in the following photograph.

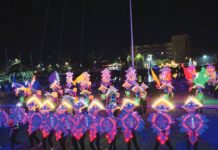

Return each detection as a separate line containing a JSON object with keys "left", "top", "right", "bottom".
{"left": 88, "top": 100, "right": 105, "bottom": 111}
{"left": 152, "top": 97, "right": 174, "bottom": 110}
{"left": 121, "top": 98, "right": 139, "bottom": 109}
{"left": 62, "top": 101, "right": 72, "bottom": 109}
{"left": 184, "top": 96, "right": 203, "bottom": 107}
{"left": 26, "top": 96, "right": 42, "bottom": 107}
{"left": 41, "top": 99, "right": 55, "bottom": 110}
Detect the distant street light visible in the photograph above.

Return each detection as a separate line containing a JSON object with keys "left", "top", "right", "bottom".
{"left": 203, "top": 55, "right": 207, "bottom": 59}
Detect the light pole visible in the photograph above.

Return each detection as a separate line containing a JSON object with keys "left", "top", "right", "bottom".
{"left": 129, "top": 0, "right": 134, "bottom": 68}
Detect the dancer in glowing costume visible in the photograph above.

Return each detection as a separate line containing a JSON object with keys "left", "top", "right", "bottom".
{"left": 99, "top": 68, "right": 112, "bottom": 104}
{"left": 48, "top": 71, "right": 63, "bottom": 104}
{"left": 88, "top": 100, "right": 105, "bottom": 150}
{"left": 0, "top": 109, "right": 8, "bottom": 149}
{"left": 118, "top": 98, "right": 144, "bottom": 150}
{"left": 159, "top": 67, "right": 174, "bottom": 100}
{"left": 105, "top": 85, "right": 119, "bottom": 105}
{"left": 179, "top": 96, "right": 208, "bottom": 150}
{"left": 55, "top": 98, "right": 74, "bottom": 150}
{"left": 26, "top": 96, "right": 42, "bottom": 149}
{"left": 148, "top": 97, "right": 174, "bottom": 150}
{"left": 100, "top": 102, "right": 119, "bottom": 150}
{"left": 182, "top": 64, "right": 197, "bottom": 86}
{"left": 71, "top": 99, "right": 91, "bottom": 150}
{"left": 9, "top": 103, "right": 28, "bottom": 149}
{"left": 64, "top": 71, "right": 78, "bottom": 97}
{"left": 206, "top": 64, "right": 217, "bottom": 97}
{"left": 39, "top": 100, "right": 57, "bottom": 150}
{"left": 189, "top": 67, "right": 209, "bottom": 113}
{"left": 206, "top": 64, "right": 216, "bottom": 86}
{"left": 122, "top": 67, "right": 137, "bottom": 97}
{"left": 78, "top": 72, "right": 92, "bottom": 105}
{"left": 10, "top": 102, "right": 29, "bottom": 124}
{"left": 0, "top": 109, "right": 8, "bottom": 128}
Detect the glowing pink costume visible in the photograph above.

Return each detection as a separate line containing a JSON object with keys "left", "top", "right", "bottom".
{"left": 99, "top": 103, "right": 117, "bottom": 143}
{"left": 72, "top": 100, "right": 91, "bottom": 140}
{"left": 119, "top": 102, "right": 144, "bottom": 142}
{"left": 179, "top": 97, "right": 208, "bottom": 145}
{"left": 148, "top": 103, "right": 174, "bottom": 145}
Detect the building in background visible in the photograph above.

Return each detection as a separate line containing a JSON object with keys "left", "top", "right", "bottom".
{"left": 135, "top": 34, "right": 191, "bottom": 63}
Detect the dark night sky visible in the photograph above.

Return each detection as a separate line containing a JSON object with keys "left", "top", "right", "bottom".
{"left": 0, "top": 0, "right": 218, "bottom": 65}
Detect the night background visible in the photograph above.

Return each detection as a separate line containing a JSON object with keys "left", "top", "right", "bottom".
{"left": 0, "top": 0, "right": 218, "bottom": 65}
{"left": 0, "top": 1, "right": 218, "bottom": 150}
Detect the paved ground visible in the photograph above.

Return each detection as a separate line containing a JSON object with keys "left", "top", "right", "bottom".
{"left": 0, "top": 94, "right": 218, "bottom": 150}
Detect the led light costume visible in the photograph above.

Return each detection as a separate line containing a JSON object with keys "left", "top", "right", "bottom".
{"left": 190, "top": 67, "right": 209, "bottom": 103}
{"left": 179, "top": 97, "right": 208, "bottom": 150}
{"left": 148, "top": 97, "right": 174, "bottom": 149}
{"left": 118, "top": 98, "right": 144, "bottom": 150}
{"left": 0, "top": 109, "right": 8, "bottom": 128}
{"left": 13, "top": 75, "right": 41, "bottom": 102}
{"left": 99, "top": 68, "right": 111, "bottom": 101}
{"left": 206, "top": 64, "right": 216, "bottom": 86}
{"left": 88, "top": 100, "right": 104, "bottom": 142}
{"left": 9, "top": 104, "right": 27, "bottom": 126}
{"left": 26, "top": 96, "right": 42, "bottom": 148}
{"left": 55, "top": 99, "right": 74, "bottom": 150}
{"left": 100, "top": 103, "right": 118, "bottom": 144}
{"left": 131, "top": 83, "right": 146, "bottom": 104}
{"left": 39, "top": 100, "right": 57, "bottom": 138}
{"left": 39, "top": 100, "right": 58, "bottom": 150}
{"left": 65, "top": 71, "right": 77, "bottom": 97}
{"left": 78, "top": 72, "right": 92, "bottom": 105}
{"left": 122, "top": 67, "right": 137, "bottom": 97}
{"left": 159, "top": 67, "right": 174, "bottom": 100}
{"left": 105, "top": 85, "right": 119, "bottom": 105}
{"left": 72, "top": 99, "right": 91, "bottom": 140}
{"left": 26, "top": 96, "right": 42, "bottom": 135}
{"left": 48, "top": 71, "right": 63, "bottom": 103}
{"left": 71, "top": 99, "right": 90, "bottom": 150}
{"left": 55, "top": 100, "right": 73, "bottom": 139}
{"left": 182, "top": 64, "right": 197, "bottom": 86}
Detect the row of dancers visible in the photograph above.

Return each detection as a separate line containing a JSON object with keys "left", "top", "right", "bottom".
{"left": 1, "top": 66, "right": 213, "bottom": 150}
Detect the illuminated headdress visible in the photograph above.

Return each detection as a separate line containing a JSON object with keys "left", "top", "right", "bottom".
{"left": 152, "top": 96, "right": 174, "bottom": 112}
{"left": 40, "top": 100, "right": 55, "bottom": 113}
{"left": 182, "top": 96, "right": 203, "bottom": 112}
{"left": 26, "top": 96, "right": 42, "bottom": 110}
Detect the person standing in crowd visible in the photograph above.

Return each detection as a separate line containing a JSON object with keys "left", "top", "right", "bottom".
{"left": 9, "top": 119, "right": 21, "bottom": 150}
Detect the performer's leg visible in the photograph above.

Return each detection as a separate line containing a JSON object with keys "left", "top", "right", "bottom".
{"left": 154, "top": 138, "right": 159, "bottom": 150}
{"left": 132, "top": 131, "right": 140, "bottom": 150}
{"left": 89, "top": 140, "right": 96, "bottom": 150}
{"left": 127, "top": 141, "right": 131, "bottom": 150}
{"left": 165, "top": 139, "right": 173, "bottom": 150}
{"left": 29, "top": 133, "right": 34, "bottom": 148}
{"left": 96, "top": 133, "right": 100, "bottom": 150}
{"left": 42, "top": 137, "right": 47, "bottom": 150}
{"left": 193, "top": 141, "right": 198, "bottom": 150}
{"left": 10, "top": 129, "right": 20, "bottom": 150}
{"left": 60, "top": 133, "right": 66, "bottom": 150}
{"left": 112, "top": 135, "right": 117, "bottom": 150}
{"left": 48, "top": 131, "right": 53, "bottom": 148}
{"left": 186, "top": 134, "right": 191, "bottom": 150}
{"left": 71, "top": 136, "right": 79, "bottom": 150}
{"left": 33, "top": 131, "right": 40, "bottom": 144}
{"left": 79, "top": 134, "right": 85, "bottom": 150}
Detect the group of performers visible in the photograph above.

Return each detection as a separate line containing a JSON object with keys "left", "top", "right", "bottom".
{"left": 0, "top": 64, "right": 216, "bottom": 150}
